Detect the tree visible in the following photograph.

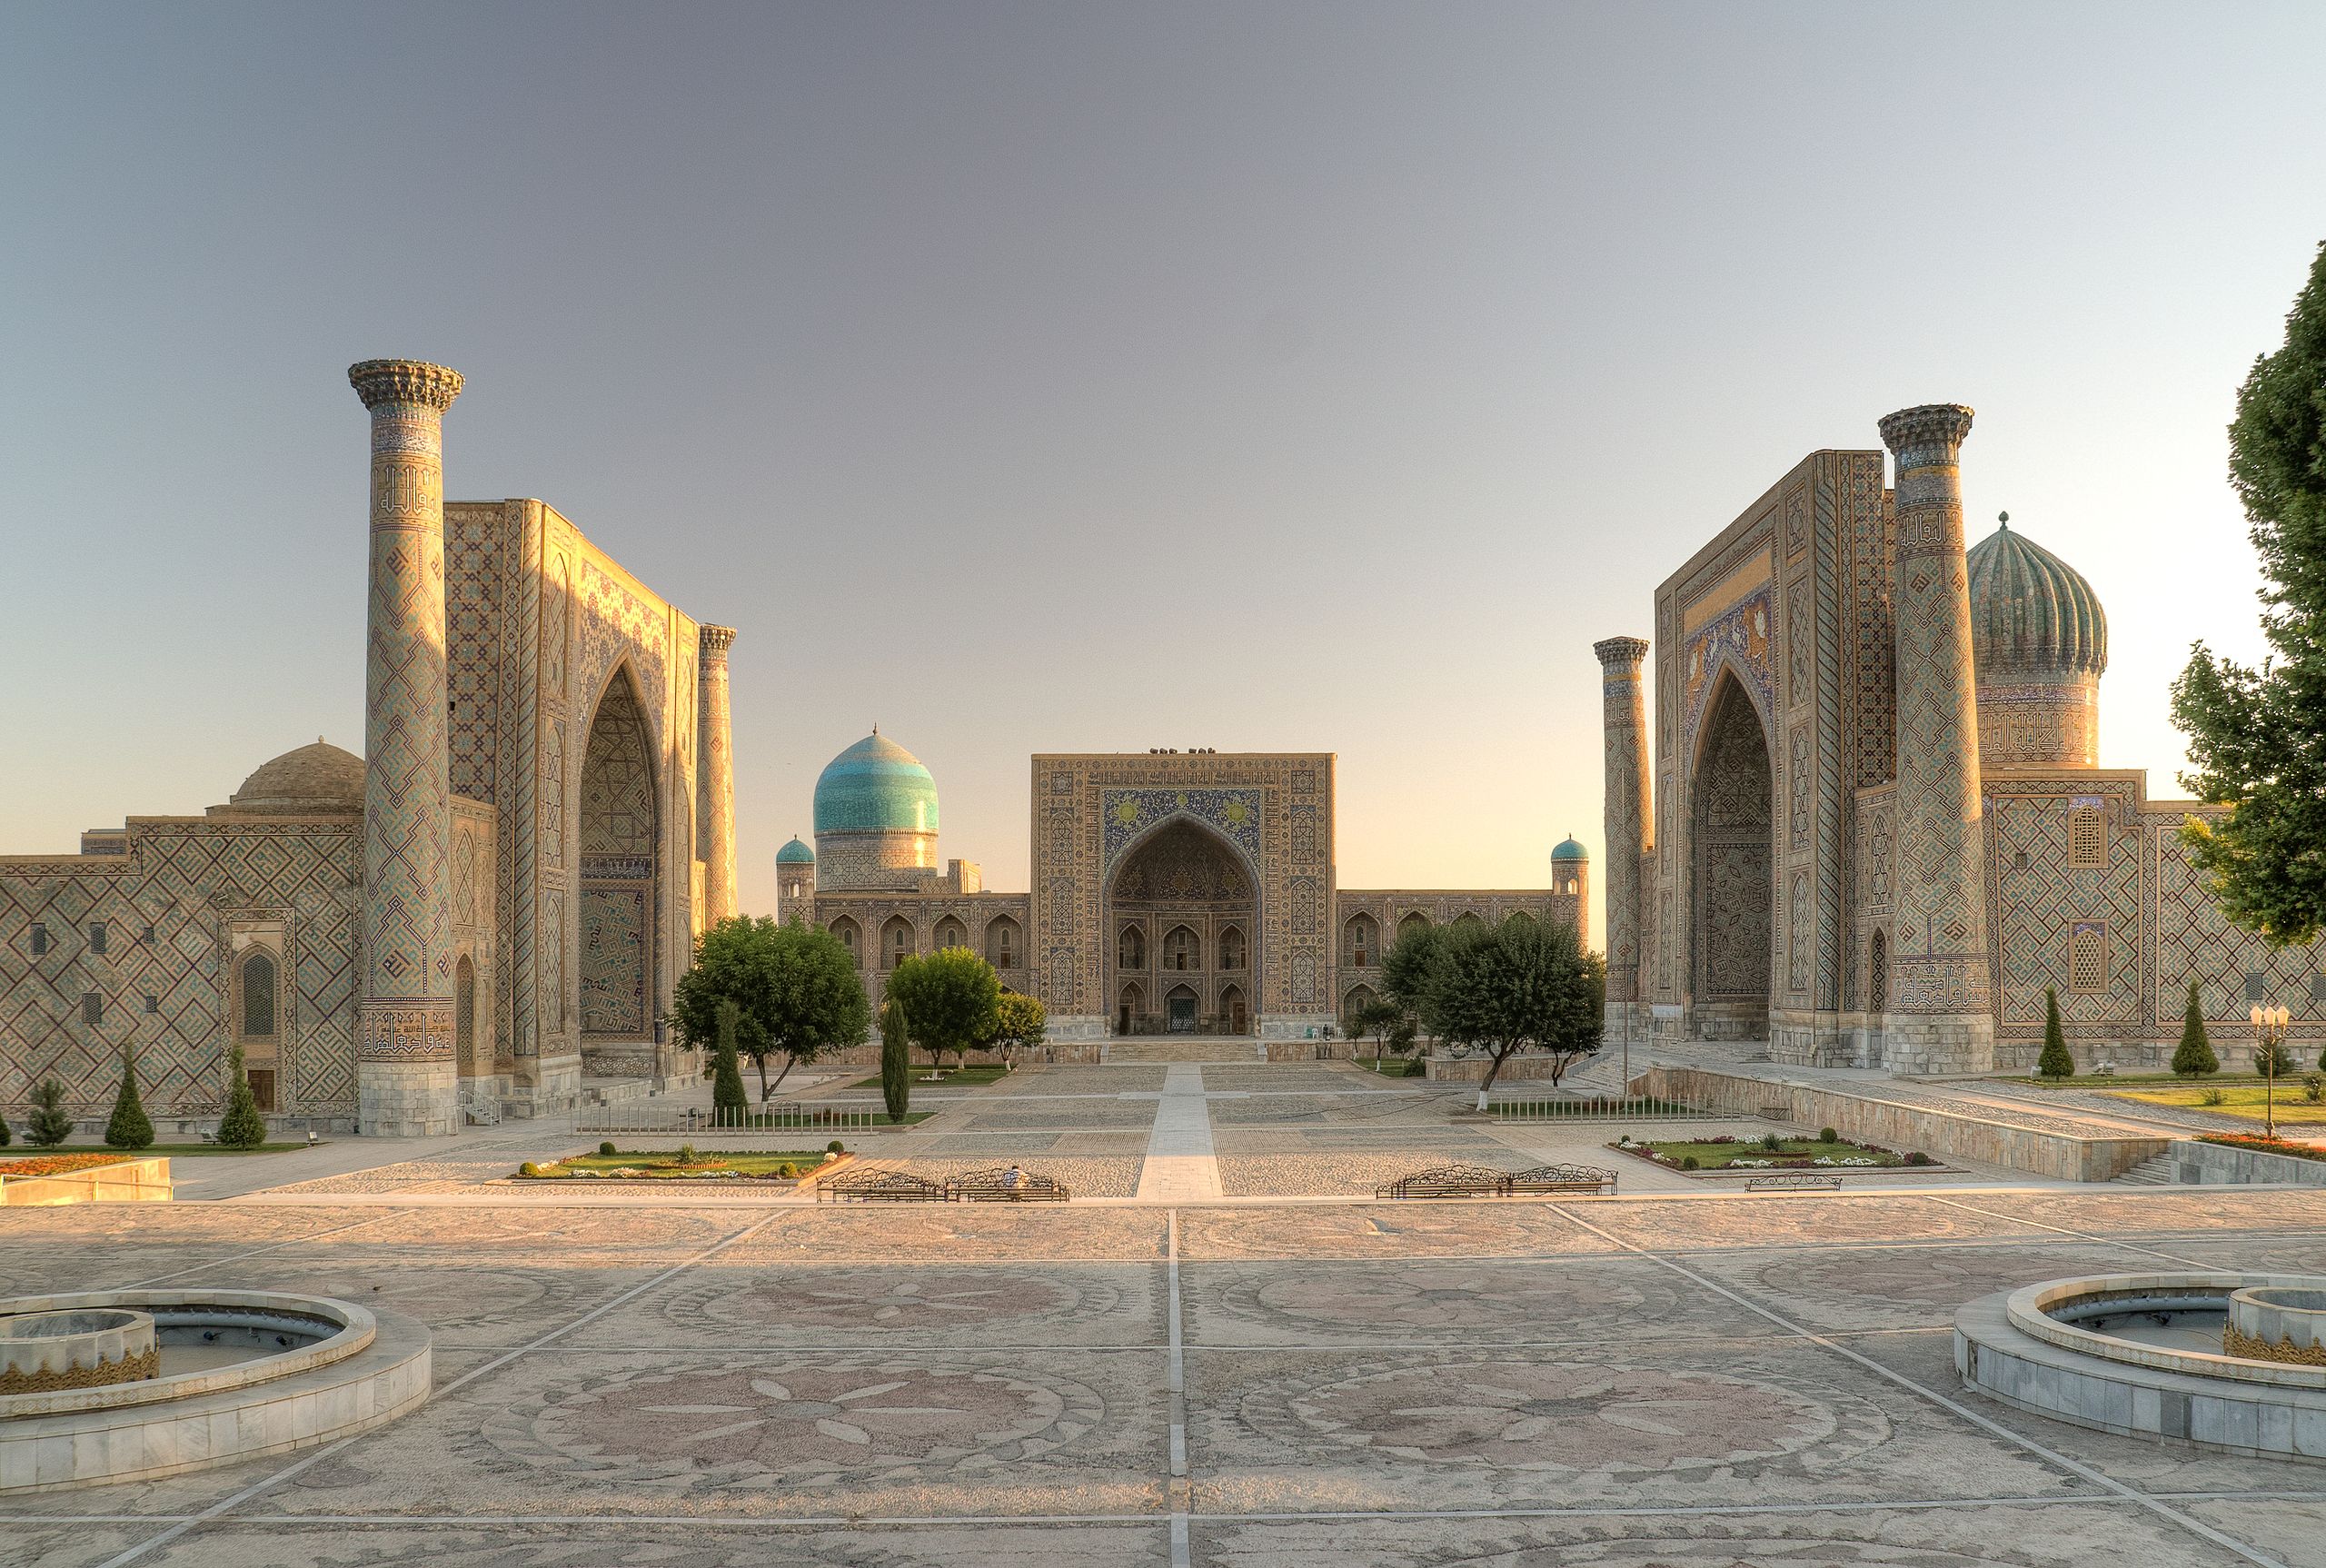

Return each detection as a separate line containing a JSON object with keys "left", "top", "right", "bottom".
{"left": 885, "top": 948, "right": 1001, "bottom": 1073}
{"left": 26, "top": 1078, "right": 74, "bottom": 1147}
{"left": 2257, "top": 1032, "right": 2301, "bottom": 1080}
{"left": 218, "top": 1044, "right": 268, "bottom": 1148}
{"left": 708, "top": 997, "right": 750, "bottom": 1125}
{"left": 2172, "top": 980, "right": 2219, "bottom": 1077}
{"left": 2037, "top": 987, "right": 2074, "bottom": 1079}
{"left": 669, "top": 916, "right": 870, "bottom": 1101}
{"left": 0, "top": 1108, "right": 10, "bottom": 1146}
{"left": 105, "top": 1043, "right": 154, "bottom": 1150}
{"left": 1347, "top": 998, "right": 1402, "bottom": 1064}
{"left": 2172, "top": 243, "right": 2326, "bottom": 947}
{"left": 986, "top": 991, "right": 1047, "bottom": 1069}
{"left": 1418, "top": 913, "right": 1605, "bottom": 1109}
{"left": 1380, "top": 921, "right": 1446, "bottom": 1028}
{"left": 880, "top": 999, "right": 910, "bottom": 1121}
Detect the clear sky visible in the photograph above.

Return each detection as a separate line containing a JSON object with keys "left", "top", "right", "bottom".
{"left": 5, "top": 4, "right": 2324, "bottom": 943}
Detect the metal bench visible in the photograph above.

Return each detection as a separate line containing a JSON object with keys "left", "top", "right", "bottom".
{"left": 1374, "top": 1163, "right": 1527, "bottom": 1199}
{"left": 1744, "top": 1173, "right": 1843, "bottom": 1191}
{"left": 947, "top": 1166, "right": 1069, "bottom": 1203}
{"left": 817, "top": 1168, "right": 951, "bottom": 1204}
{"left": 1506, "top": 1163, "right": 1617, "bottom": 1196}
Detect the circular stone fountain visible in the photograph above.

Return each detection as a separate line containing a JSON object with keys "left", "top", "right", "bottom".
{"left": 1955, "top": 1273, "right": 2326, "bottom": 1461}
{"left": 0, "top": 1290, "right": 431, "bottom": 1492}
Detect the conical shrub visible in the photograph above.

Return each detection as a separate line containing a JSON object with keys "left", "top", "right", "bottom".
{"left": 105, "top": 1042, "right": 154, "bottom": 1150}
{"left": 2171, "top": 980, "right": 2217, "bottom": 1077}
{"left": 2037, "top": 987, "right": 2074, "bottom": 1079}
{"left": 27, "top": 1079, "right": 74, "bottom": 1146}
{"left": 711, "top": 997, "right": 750, "bottom": 1126}
{"left": 217, "top": 1043, "right": 268, "bottom": 1149}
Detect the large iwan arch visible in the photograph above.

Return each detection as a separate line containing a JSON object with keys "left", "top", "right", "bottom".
{"left": 577, "top": 664, "right": 660, "bottom": 1068}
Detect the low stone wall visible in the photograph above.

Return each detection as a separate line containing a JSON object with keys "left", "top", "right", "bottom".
{"left": 1426, "top": 1056, "right": 1583, "bottom": 1085}
{"left": 0, "top": 1158, "right": 173, "bottom": 1207}
{"left": 1636, "top": 1067, "right": 2166, "bottom": 1182}
{"left": 2165, "top": 1140, "right": 2326, "bottom": 1187}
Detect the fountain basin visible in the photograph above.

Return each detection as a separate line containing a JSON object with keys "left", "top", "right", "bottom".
{"left": 1956, "top": 1273, "right": 2326, "bottom": 1462}
{"left": 0, "top": 1308, "right": 157, "bottom": 1394}
{"left": 2228, "top": 1286, "right": 2326, "bottom": 1365}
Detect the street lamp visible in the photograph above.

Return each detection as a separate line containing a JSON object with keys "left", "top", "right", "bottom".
{"left": 2251, "top": 1002, "right": 2291, "bottom": 1142}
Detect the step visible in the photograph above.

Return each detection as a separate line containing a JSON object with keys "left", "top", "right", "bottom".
{"left": 2114, "top": 1153, "right": 2178, "bottom": 1186}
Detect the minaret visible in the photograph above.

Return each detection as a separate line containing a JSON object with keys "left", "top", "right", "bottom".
{"left": 697, "top": 624, "right": 740, "bottom": 922}
{"left": 1594, "top": 636, "right": 1652, "bottom": 1033}
{"left": 1877, "top": 403, "right": 1994, "bottom": 1073}
{"left": 348, "top": 358, "right": 463, "bottom": 1136}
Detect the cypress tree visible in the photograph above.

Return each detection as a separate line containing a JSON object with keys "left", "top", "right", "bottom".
{"left": 880, "top": 999, "right": 910, "bottom": 1123}
{"left": 217, "top": 1043, "right": 268, "bottom": 1149}
{"left": 2171, "top": 980, "right": 2218, "bottom": 1077}
{"left": 26, "top": 1079, "right": 75, "bottom": 1146}
{"left": 2037, "top": 987, "right": 2075, "bottom": 1079}
{"left": 710, "top": 997, "right": 750, "bottom": 1126}
{"left": 105, "top": 1042, "right": 154, "bottom": 1150}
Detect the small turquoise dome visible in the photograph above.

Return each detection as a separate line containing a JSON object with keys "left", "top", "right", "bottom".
{"left": 812, "top": 732, "right": 939, "bottom": 836}
{"left": 776, "top": 836, "right": 815, "bottom": 864}
{"left": 1966, "top": 519, "right": 2107, "bottom": 680}
{"left": 1552, "top": 837, "right": 1588, "bottom": 863}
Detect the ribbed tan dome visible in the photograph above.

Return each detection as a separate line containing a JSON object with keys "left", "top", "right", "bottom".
{"left": 228, "top": 739, "right": 364, "bottom": 814}
{"left": 1967, "top": 521, "right": 2107, "bottom": 680}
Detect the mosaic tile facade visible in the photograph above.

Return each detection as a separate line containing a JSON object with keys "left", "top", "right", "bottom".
{"left": 1594, "top": 637, "right": 1650, "bottom": 1017}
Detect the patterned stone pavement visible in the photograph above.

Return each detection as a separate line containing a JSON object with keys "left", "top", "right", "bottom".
{"left": 5, "top": 1186, "right": 2326, "bottom": 1566}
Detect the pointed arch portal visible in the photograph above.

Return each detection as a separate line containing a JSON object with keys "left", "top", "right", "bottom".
{"left": 1105, "top": 816, "right": 1258, "bottom": 1035}
{"left": 1692, "top": 671, "right": 1774, "bottom": 1038}
{"left": 579, "top": 666, "right": 660, "bottom": 1044}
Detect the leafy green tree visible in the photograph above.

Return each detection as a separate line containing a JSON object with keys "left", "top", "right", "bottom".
{"left": 105, "top": 1043, "right": 154, "bottom": 1150}
{"left": 669, "top": 916, "right": 870, "bottom": 1100}
{"left": 26, "top": 1078, "right": 74, "bottom": 1147}
{"left": 2037, "top": 987, "right": 2074, "bottom": 1079}
{"left": 2172, "top": 980, "right": 2218, "bottom": 1077}
{"left": 985, "top": 990, "right": 1047, "bottom": 1068}
{"left": 0, "top": 1109, "right": 11, "bottom": 1147}
{"left": 885, "top": 948, "right": 1001, "bottom": 1073}
{"left": 2257, "top": 1033, "right": 2301, "bottom": 1079}
{"left": 708, "top": 997, "right": 750, "bottom": 1124}
{"left": 880, "top": 999, "right": 910, "bottom": 1121}
{"left": 218, "top": 1046, "right": 268, "bottom": 1147}
{"left": 1347, "top": 998, "right": 1402, "bottom": 1064}
{"left": 2173, "top": 243, "right": 2326, "bottom": 946}
{"left": 1419, "top": 914, "right": 1605, "bottom": 1109}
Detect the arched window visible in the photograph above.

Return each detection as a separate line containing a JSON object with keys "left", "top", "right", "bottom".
{"left": 2069, "top": 922, "right": 2107, "bottom": 993}
{"left": 829, "top": 917, "right": 860, "bottom": 961}
{"left": 2068, "top": 806, "right": 2107, "bottom": 868}
{"left": 883, "top": 916, "right": 916, "bottom": 969}
{"left": 934, "top": 916, "right": 967, "bottom": 950}
{"left": 1453, "top": 910, "right": 1485, "bottom": 930}
{"left": 1397, "top": 911, "right": 1433, "bottom": 946}
{"left": 1342, "top": 983, "right": 1378, "bottom": 1028}
{"left": 1220, "top": 983, "right": 1247, "bottom": 1036}
{"left": 1343, "top": 913, "right": 1378, "bottom": 968}
{"left": 1118, "top": 923, "right": 1147, "bottom": 970}
{"left": 1218, "top": 926, "right": 1247, "bottom": 971}
{"left": 984, "top": 916, "right": 1021, "bottom": 970}
{"left": 1118, "top": 981, "right": 1144, "bottom": 1036}
{"left": 1163, "top": 925, "right": 1199, "bottom": 972}
{"left": 1867, "top": 930, "right": 1887, "bottom": 1015}
{"left": 239, "top": 950, "right": 277, "bottom": 1040}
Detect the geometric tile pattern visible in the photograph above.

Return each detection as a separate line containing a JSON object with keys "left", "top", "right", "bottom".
{"left": 1593, "top": 637, "right": 1650, "bottom": 1007}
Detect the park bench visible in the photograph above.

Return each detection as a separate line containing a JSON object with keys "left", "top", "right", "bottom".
{"left": 948, "top": 1166, "right": 1069, "bottom": 1203}
{"left": 1506, "top": 1163, "right": 1617, "bottom": 1196}
{"left": 1744, "top": 1173, "right": 1843, "bottom": 1191}
{"left": 1374, "top": 1163, "right": 1526, "bottom": 1199}
{"left": 817, "top": 1168, "right": 950, "bottom": 1204}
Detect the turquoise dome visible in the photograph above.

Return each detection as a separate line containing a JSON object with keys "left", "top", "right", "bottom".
{"left": 812, "top": 732, "right": 939, "bottom": 836}
{"left": 776, "top": 836, "right": 816, "bottom": 864}
{"left": 1966, "top": 519, "right": 2107, "bottom": 680}
{"left": 1552, "top": 837, "right": 1588, "bottom": 863}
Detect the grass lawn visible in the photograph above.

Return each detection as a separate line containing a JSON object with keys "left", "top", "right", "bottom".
{"left": 39, "top": 1142, "right": 316, "bottom": 1157}
{"left": 521, "top": 1149, "right": 842, "bottom": 1180}
{"left": 2109, "top": 1085, "right": 2326, "bottom": 1125}
{"left": 2004, "top": 1072, "right": 2285, "bottom": 1088}
{"left": 851, "top": 1065, "right": 1013, "bottom": 1088}
{"left": 1615, "top": 1135, "right": 1927, "bottom": 1171}
{"left": 1354, "top": 1055, "right": 1426, "bottom": 1077}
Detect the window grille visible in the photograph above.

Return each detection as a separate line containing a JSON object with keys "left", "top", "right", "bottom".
{"left": 241, "top": 950, "right": 278, "bottom": 1038}
{"left": 2068, "top": 807, "right": 2106, "bottom": 868}
{"left": 29, "top": 922, "right": 48, "bottom": 956}
{"left": 144, "top": 994, "right": 159, "bottom": 1015}
{"left": 90, "top": 921, "right": 108, "bottom": 955}
{"left": 2069, "top": 924, "right": 2107, "bottom": 993}
{"left": 83, "top": 991, "right": 103, "bottom": 1026}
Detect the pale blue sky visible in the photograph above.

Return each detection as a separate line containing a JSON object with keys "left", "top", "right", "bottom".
{"left": 5, "top": 3, "right": 2323, "bottom": 938}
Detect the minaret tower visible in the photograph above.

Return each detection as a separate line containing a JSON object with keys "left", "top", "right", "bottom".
{"left": 1877, "top": 403, "right": 1994, "bottom": 1073}
{"left": 1594, "top": 636, "right": 1652, "bottom": 1034}
{"left": 348, "top": 358, "right": 463, "bottom": 1136}
{"left": 697, "top": 624, "right": 740, "bottom": 922}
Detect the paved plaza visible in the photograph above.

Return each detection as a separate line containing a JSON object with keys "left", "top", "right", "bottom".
{"left": 6, "top": 1059, "right": 2326, "bottom": 1567}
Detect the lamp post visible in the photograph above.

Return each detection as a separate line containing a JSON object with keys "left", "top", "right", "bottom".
{"left": 2251, "top": 1002, "right": 2291, "bottom": 1141}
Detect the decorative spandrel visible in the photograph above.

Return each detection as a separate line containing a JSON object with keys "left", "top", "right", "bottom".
{"left": 1100, "top": 788, "right": 1261, "bottom": 873}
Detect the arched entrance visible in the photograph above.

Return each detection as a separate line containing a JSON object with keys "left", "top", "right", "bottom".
{"left": 1105, "top": 817, "right": 1257, "bottom": 1035}
{"left": 579, "top": 666, "right": 660, "bottom": 1069}
{"left": 1692, "top": 672, "right": 1773, "bottom": 1039}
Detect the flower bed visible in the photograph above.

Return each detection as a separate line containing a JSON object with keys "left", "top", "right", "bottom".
{"left": 0, "top": 1153, "right": 139, "bottom": 1181}
{"left": 1609, "top": 1133, "right": 1937, "bottom": 1175}
{"left": 513, "top": 1149, "right": 855, "bottom": 1183}
{"left": 2199, "top": 1133, "right": 2326, "bottom": 1165}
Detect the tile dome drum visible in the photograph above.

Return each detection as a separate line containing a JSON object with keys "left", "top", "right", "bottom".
{"left": 1965, "top": 521, "right": 2107, "bottom": 767}
{"left": 776, "top": 836, "right": 817, "bottom": 864}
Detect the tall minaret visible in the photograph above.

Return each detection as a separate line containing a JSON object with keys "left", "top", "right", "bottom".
{"left": 697, "top": 624, "right": 740, "bottom": 922}
{"left": 1877, "top": 403, "right": 1994, "bottom": 1073}
{"left": 1594, "top": 636, "right": 1652, "bottom": 1034}
{"left": 349, "top": 358, "right": 463, "bottom": 1136}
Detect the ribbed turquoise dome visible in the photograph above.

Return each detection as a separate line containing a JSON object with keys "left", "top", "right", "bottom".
{"left": 811, "top": 732, "right": 939, "bottom": 836}
{"left": 1966, "top": 520, "right": 2107, "bottom": 680}
{"left": 1551, "top": 837, "right": 1588, "bottom": 863}
{"left": 776, "top": 836, "right": 816, "bottom": 864}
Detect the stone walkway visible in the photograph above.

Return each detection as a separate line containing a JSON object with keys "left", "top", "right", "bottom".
{"left": 1133, "top": 1066, "right": 1223, "bottom": 1201}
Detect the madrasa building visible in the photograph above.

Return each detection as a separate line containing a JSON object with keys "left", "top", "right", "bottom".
{"left": 0, "top": 361, "right": 737, "bottom": 1136}
{"left": 775, "top": 739, "right": 1588, "bottom": 1043}
{"left": 1595, "top": 402, "right": 2324, "bottom": 1075}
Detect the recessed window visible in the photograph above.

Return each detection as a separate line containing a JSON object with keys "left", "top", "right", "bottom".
{"left": 239, "top": 950, "right": 278, "bottom": 1040}
{"left": 2069, "top": 923, "right": 2107, "bottom": 994}
{"left": 29, "top": 922, "right": 48, "bottom": 956}
{"left": 83, "top": 991, "right": 103, "bottom": 1026}
{"left": 2068, "top": 807, "right": 2106, "bottom": 868}
{"left": 89, "top": 921, "right": 108, "bottom": 955}
{"left": 144, "top": 994, "right": 159, "bottom": 1015}
{"left": 140, "top": 925, "right": 155, "bottom": 945}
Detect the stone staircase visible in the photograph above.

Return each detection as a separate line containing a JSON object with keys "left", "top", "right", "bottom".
{"left": 1105, "top": 1037, "right": 1266, "bottom": 1065}
{"left": 2114, "top": 1151, "right": 2181, "bottom": 1186}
